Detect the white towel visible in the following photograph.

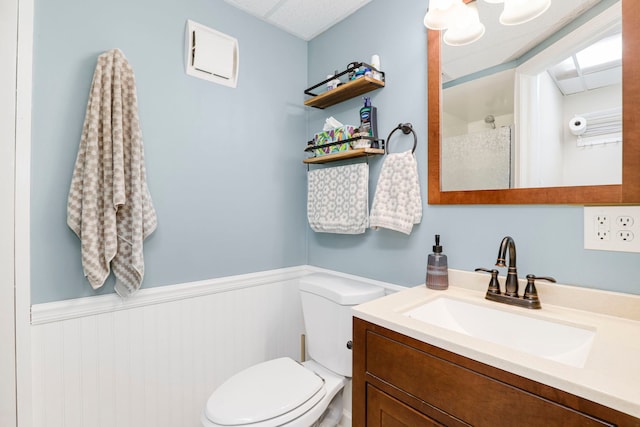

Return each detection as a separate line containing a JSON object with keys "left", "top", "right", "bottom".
{"left": 307, "top": 163, "right": 369, "bottom": 234}
{"left": 369, "top": 151, "right": 422, "bottom": 235}
{"left": 67, "top": 48, "right": 157, "bottom": 297}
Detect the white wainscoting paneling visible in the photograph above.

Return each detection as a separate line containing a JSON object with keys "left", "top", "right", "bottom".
{"left": 31, "top": 269, "right": 307, "bottom": 427}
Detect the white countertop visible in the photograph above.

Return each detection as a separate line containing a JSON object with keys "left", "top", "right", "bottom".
{"left": 353, "top": 269, "right": 640, "bottom": 418}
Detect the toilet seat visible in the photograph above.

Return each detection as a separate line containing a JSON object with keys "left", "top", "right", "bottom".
{"left": 204, "top": 357, "right": 326, "bottom": 427}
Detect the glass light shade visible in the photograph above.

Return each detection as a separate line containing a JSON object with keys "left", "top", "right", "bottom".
{"left": 424, "top": 0, "right": 460, "bottom": 30}
{"left": 500, "top": 0, "right": 551, "bottom": 26}
{"left": 443, "top": 1, "right": 485, "bottom": 46}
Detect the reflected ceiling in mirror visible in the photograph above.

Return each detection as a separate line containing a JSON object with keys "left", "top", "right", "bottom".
{"left": 442, "top": 0, "right": 601, "bottom": 83}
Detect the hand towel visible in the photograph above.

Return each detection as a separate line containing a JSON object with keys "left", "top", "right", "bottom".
{"left": 67, "top": 48, "right": 157, "bottom": 297}
{"left": 369, "top": 151, "right": 422, "bottom": 235}
{"left": 307, "top": 163, "right": 369, "bottom": 234}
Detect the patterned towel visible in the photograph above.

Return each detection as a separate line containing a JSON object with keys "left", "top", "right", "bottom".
{"left": 369, "top": 151, "right": 422, "bottom": 235}
{"left": 307, "top": 163, "right": 369, "bottom": 234}
{"left": 67, "top": 48, "right": 157, "bottom": 297}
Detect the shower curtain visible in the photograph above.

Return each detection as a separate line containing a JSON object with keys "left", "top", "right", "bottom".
{"left": 441, "top": 126, "right": 512, "bottom": 191}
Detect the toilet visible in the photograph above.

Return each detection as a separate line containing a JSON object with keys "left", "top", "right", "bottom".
{"left": 201, "top": 273, "right": 384, "bottom": 427}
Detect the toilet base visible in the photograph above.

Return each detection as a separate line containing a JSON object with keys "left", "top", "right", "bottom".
{"left": 312, "top": 389, "right": 343, "bottom": 427}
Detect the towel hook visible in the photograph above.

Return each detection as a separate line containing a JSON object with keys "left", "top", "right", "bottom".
{"left": 385, "top": 123, "right": 417, "bottom": 154}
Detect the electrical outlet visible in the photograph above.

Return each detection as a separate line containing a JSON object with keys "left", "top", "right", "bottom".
{"left": 617, "top": 230, "right": 634, "bottom": 241}
{"left": 595, "top": 216, "right": 610, "bottom": 241}
{"left": 617, "top": 216, "right": 634, "bottom": 228}
{"left": 596, "top": 215, "right": 610, "bottom": 228}
{"left": 584, "top": 206, "right": 640, "bottom": 253}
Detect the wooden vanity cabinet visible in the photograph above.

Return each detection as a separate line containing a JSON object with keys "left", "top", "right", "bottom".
{"left": 353, "top": 318, "right": 640, "bottom": 427}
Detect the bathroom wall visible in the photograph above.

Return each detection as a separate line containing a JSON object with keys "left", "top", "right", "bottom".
{"left": 30, "top": 0, "right": 308, "bottom": 304}
{"left": 30, "top": 271, "right": 307, "bottom": 427}
{"left": 306, "top": 0, "right": 640, "bottom": 295}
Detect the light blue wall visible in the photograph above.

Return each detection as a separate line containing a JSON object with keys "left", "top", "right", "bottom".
{"left": 30, "top": 0, "right": 639, "bottom": 304}
{"left": 31, "top": 0, "right": 308, "bottom": 303}
{"left": 307, "top": 0, "right": 640, "bottom": 295}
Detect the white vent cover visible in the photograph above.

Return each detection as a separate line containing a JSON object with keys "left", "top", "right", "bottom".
{"left": 185, "top": 20, "right": 239, "bottom": 88}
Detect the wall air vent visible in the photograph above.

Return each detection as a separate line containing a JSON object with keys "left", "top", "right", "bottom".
{"left": 185, "top": 20, "right": 239, "bottom": 88}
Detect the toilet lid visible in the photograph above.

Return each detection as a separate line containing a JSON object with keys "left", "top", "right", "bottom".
{"left": 205, "top": 357, "right": 325, "bottom": 426}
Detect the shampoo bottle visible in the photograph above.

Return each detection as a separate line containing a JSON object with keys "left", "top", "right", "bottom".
{"left": 426, "top": 234, "right": 449, "bottom": 290}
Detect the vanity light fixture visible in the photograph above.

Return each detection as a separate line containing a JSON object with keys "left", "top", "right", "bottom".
{"left": 424, "top": 0, "right": 552, "bottom": 46}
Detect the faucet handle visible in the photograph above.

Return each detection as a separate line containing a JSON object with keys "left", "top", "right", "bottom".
{"left": 523, "top": 274, "right": 556, "bottom": 301}
{"left": 475, "top": 268, "right": 501, "bottom": 295}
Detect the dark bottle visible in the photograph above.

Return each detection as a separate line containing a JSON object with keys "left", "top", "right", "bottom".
{"left": 359, "top": 97, "right": 378, "bottom": 139}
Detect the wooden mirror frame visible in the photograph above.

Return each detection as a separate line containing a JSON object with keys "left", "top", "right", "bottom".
{"left": 428, "top": 0, "right": 640, "bottom": 205}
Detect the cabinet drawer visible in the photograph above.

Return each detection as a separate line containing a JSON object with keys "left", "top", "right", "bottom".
{"left": 365, "top": 330, "right": 613, "bottom": 427}
{"left": 367, "top": 384, "right": 444, "bottom": 427}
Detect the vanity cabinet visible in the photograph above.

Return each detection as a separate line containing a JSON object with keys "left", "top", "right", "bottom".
{"left": 353, "top": 318, "right": 640, "bottom": 427}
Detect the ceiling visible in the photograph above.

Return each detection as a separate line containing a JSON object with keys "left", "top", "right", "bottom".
{"left": 222, "top": 0, "right": 372, "bottom": 41}
{"left": 222, "top": 0, "right": 602, "bottom": 54}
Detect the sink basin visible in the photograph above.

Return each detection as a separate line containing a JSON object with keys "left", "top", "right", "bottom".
{"left": 404, "top": 297, "right": 595, "bottom": 367}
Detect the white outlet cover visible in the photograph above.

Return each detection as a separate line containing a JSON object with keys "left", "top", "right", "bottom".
{"left": 584, "top": 206, "right": 640, "bottom": 253}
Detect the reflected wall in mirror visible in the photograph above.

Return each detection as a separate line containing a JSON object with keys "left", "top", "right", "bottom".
{"left": 428, "top": 0, "right": 640, "bottom": 204}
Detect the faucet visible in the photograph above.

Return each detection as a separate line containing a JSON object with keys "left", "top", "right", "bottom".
{"left": 496, "top": 236, "right": 518, "bottom": 297}
{"left": 475, "top": 236, "right": 556, "bottom": 309}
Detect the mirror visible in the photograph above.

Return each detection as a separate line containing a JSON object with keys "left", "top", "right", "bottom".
{"left": 428, "top": 0, "right": 640, "bottom": 204}
{"left": 442, "top": 1, "right": 621, "bottom": 191}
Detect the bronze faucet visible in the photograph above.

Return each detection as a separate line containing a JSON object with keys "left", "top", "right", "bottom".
{"left": 475, "top": 236, "right": 556, "bottom": 309}
{"left": 496, "top": 236, "right": 519, "bottom": 297}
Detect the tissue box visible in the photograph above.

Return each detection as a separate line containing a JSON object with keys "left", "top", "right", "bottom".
{"left": 333, "top": 125, "right": 356, "bottom": 142}
{"left": 313, "top": 125, "right": 356, "bottom": 156}
{"left": 313, "top": 131, "right": 332, "bottom": 156}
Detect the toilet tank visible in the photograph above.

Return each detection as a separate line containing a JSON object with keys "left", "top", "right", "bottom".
{"left": 299, "top": 273, "right": 384, "bottom": 377}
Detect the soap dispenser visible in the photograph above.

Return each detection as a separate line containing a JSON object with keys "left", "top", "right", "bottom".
{"left": 426, "top": 234, "right": 449, "bottom": 290}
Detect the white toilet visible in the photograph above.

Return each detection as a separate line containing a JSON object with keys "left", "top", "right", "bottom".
{"left": 201, "top": 273, "right": 384, "bottom": 427}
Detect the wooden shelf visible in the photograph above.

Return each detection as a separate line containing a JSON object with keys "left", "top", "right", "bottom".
{"left": 303, "top": 148, "right": 385, "bottom": 164}
{"left": 304, "top": 77, "right": 385, "bottom": 109}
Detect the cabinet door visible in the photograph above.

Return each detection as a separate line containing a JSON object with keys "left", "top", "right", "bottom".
{"left": 367, "top": 385, "right": 444, "bottom": 427}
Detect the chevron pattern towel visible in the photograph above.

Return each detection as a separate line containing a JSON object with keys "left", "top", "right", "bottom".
{"left": 369, "top": 151, "right": 422, "bottom": 235}
{"left": 67, "top": 48, "right": 157, "bottom": 297}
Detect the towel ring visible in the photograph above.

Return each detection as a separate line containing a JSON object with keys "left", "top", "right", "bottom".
{"left": 385, "top": 123, "right": 417, "bottom": 154}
